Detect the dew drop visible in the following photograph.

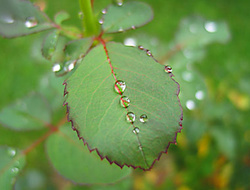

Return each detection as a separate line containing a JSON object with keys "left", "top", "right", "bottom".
{"left": 126, "top": 112, "right": 135, "bottom": 123}
{"left": 131, "top": 25, "right": 136, "bottom": 30}
{"left": 1, "top": 15, "right": 14, "bottom": 24}
{"left": 124, "top": 37, "right": 136, "bottom": 47}
{"left": 133, "top": 127, "right": 140, "bottom": 134}
{"left": 164, "top": 65, "right": 172, "bottom": 73}
{"left": 186, "top": 100, "right": 196, "bottom": 110}
{"left": 102, "top": 9, "right": 107, "bottom": 14}
{"left": 78, "top": 12, "right": 84, "bottom": 19}
{"left": 11, "top": 167, "right": 19, "bottom": 174}
{"left": 195, "top": 90, "right": 205, "bottom": 100}
{"left": 25, "top": 17, "right": 38, "bottom": 28}
{"left": 52, "top": 63, "right": 61, "bottom": 72}
{"left": 139, "top": 114, "right": 148, "bottom": 123}
{"left": 204, "top": 21, "right": 217, "bottom": 33}
{"left": 138, "top": 45, "right": 144, "bottom": 50}
{"left": 118, "top": 27, "right": 124, "bottom": 32}
{"left": 146, "top": 50, "right": 152, "bottom": 56}
{"left": 7, "top": 147, "right": 16, "bottom": 157}
{"left": 114, "top": 80, "right": 126, "bottom": 94}
{"left": 99, "top": 18, "right": 104, "bottom": 25}
{"left": 120, "top": 96, "right": 130, "bottom": 108}
{"left": 67, "top": 62, "right": 75, "bottom": 71}
{"left": 115, "top": 0, "right": 123, "bottom": 6}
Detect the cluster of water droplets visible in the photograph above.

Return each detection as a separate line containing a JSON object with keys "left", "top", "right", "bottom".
{"left": 113, "top": 80, "right": 149, "bottom": 135}
{"left": 52, "top": 60, "right": 75, "bottom": 76}
{"left": 1, "top": 15, "right": 38, "bottom": 29}
{"left": 137, "top": 45, "right": 154, "bottom": 57}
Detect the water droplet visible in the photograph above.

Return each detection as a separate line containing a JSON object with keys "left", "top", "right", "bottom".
{"left": 139, "top": 114, "right": 148, "bottom": 123}
{"left": 204, "top": 21, "right": 217, "bottom": 33}
{"left": 118, "top": 27, "right": 124, "bottom": 32}
{"left": 120, "top": 96, "right": 130, "bottom": 108}
{"left": 146, "top": 50, "right": 152, "bottom": 56}
{"left": 115, "top": 0, "right": 123, "bottom": 6}
{"left": 195, "top": 90, "right": 205, "bottom": 100}
{"left": 186, "top": 100, "right": 196, "bottom": 110}
{"left": 99, "top": 18, "right": 104, "bottom": 25}
{"left": 7, "top": 147, "right": 16, "bottom": 157}
{"left": 182, "top": 71, "right": 193, "bottom": 82}
{"left": 124, "top": 37, "right": 136, "bottom": 47}
{"left": 131, "top": 25, "right": 136, "bottom": 30}
{"left": 138, "top": 45, "right": 144, "bottom": 50}
{"left": 78, "top": 12, "right": 84, "bottom": 19}
{"left": 126, "top": 112, "right": 135, "bottom": 123}
{"left": 164, "top": 65, "right": 172, "bottom": 73}
{"left": 11, "top": 167, "right": 19, "bottom": 174}
{"left": 52, "top": 63, "right": 61, "bottom": 72}
{"left": 1, "top": 15, "right": 14, "bottom": 24}
{"left": 68, "top": 62, "right": 75, "bottom": 71}
{"left": 133, "top": 127, "right": 140, "bottom": 134}
{"left": 25, "top": 17, "right": 38, "bottom": 28}
{"left": 102, "top": 9, "right": 107, "bottom": 14}
{"left": 114, "top": 80, "right": 126, "bottom": 94}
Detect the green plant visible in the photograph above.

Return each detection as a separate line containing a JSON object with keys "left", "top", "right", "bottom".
{"left": 1, "top": 0, "right": 246, "bottom": 189}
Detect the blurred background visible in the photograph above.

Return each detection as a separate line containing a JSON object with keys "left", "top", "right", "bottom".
{"left": 0, "top": 0, "right": 249, "bottom": 189}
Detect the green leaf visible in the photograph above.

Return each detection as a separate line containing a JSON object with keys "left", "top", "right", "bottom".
{"left": 0, "top": 0, "right": 54, "bottom": 38}
{"left": 54, "top": 11, "right": 70, "bottom": 25}
{"left": 46, "top": 124, "right": 132, "bottom": 184}
{"left": 42, "top": 30, "right": 60, "bottom": 60}
{"left": 0, "top": 146, "right": 26, "bottom": 190}
{"left": 102, "top": 2, "right": 153, "bottom": 33}
{"left": 0, "top": 92, "right": 51, "bottom": 131}
{"left": 64, "top": 42, "right": 182, "bottom": 170}
{"left": 52, "top": 38, "right": 93, "bottom": 77}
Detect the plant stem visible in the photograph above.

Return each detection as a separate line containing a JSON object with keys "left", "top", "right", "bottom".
{"left": 79, "top": 0, "right": 99, "bottom": 36}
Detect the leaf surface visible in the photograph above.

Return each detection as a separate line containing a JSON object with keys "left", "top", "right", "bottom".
{"left": 0, "top": 92, "right": 51, "bottom": 130}
{"left": 46, "top": 124, "right": 131, "bottom": 184}
{"left": 65, "top": 42, "right": 182, "bottom": 170}
{"left": 0, "top": 0, "right": 54, "bottom": 38}
{"left": 0, "top": 146, "right": 26, "bottom": 190}
{"left": 102, "top": 2, "right": 153, "bottom": 33}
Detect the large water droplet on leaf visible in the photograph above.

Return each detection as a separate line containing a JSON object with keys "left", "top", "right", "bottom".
{"left": 139, "top": 114, "right": 148, "bottom": 123}
{"left": 7, "top": 147, "right": 16, "bottom": 157}
{"left": 114, "top": 80, "right": 126, "bottom": 94}
{"left": 99, "top": 18, "right": 104, "bottom": 25}
{"left": 126, "top": 112, "right": 135, "bottom": 123}
{"left": 133, "top": 127, "right": 140, "bottom": 134}
{"left": 204, "top": 21, "right": 217, "bottom": 33}
{"left": 52, "top": 63, "right": 61, "bottom": 72}
{"left": 25, "top": 17, "right": 38, "bottom": 28}
{"left": 120, "top": 96, "right": 130, "bottom": 108}
{"left": 102, "top": 9, "right": 107, "bottom": 14}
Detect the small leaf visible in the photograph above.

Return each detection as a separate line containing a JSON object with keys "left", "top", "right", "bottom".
{"left": 64, "top": 42, "right": 182, "bottom": 170}
{"left": 46, "top": 124, "right": 132, "bottom": 184}
{"left": 102, "top": 2, "right": 153, "bottom": 33}
{"left": 54, "top": 11, "right": 70, "bottom": 25}
{"left": 0, "top": 92, "right": 51, "bottom": 131}
{"left": 42, "top": 30, "right": 60, "bottom": 60}
{"left": 0, "top": 0, "right": 54, "bottom": 38}
{"left": 0, "top": 146, "right": 26, "bottom": 190}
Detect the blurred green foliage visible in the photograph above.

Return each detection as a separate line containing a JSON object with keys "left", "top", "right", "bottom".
{"left": 0, "top": 0, "right": 249, "bottom": 189}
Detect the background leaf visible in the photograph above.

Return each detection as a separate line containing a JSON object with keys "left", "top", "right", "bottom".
{"left": 65, "top": 42, "right": 182, "bottom": 170}
{"left": 46, "top": 124, "right": 132, "bottom": 184}
{"left": 41, "top": 30, "right": 60, "bottom": 60}
{"left": 0, "top": 146, "right": 26, "bottom": 190}
{"left": 102, "top": 2, "right": 153, "bottom": 33}
{"left": 0, "top": 0, "right": 54, "bottom": 38}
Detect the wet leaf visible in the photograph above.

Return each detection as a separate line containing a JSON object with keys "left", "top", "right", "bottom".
{"left": 0, "top": 0, "right": 54, "bottom": 38}
{"left": 102, "top": 2, "right": 153, "bottom": 33}
{"left": 46, "top": 124, "right": 132, "bottom": 184}
{"left": 42, "top": 30, "right": 60, "bottom": 60}
{"left": 0, "top": 146, "right": 26, "bottom": 190}
{"left": 64, "top": 42, "right": 182, "bottom": 170}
